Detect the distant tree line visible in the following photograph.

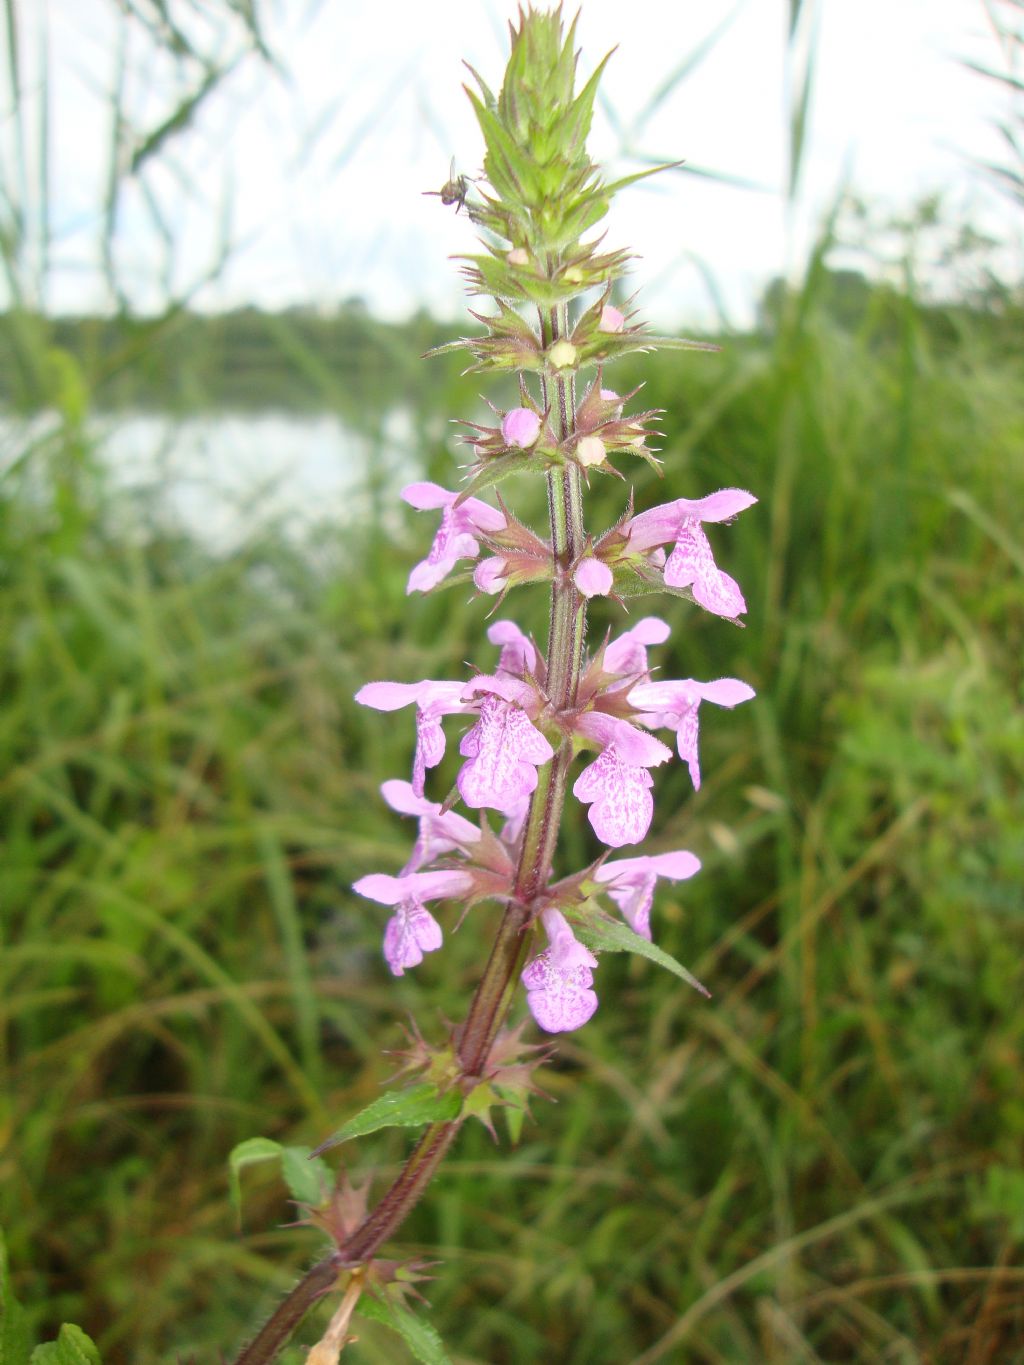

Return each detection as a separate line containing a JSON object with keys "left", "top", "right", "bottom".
{"left": 0, "top": 273, "right": 1018, "bottom": 416}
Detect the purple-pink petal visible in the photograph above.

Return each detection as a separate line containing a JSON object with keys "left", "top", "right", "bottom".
{"left": 353, "top": 868, "right": 473, "bottom": 906}
{"left": 596, "top": 850, "right": 701, "bottom": 939}
{"left": 521, "top": 910, "right": 599, "bottom": 1033}
{"left": 380, "top": 779, "right": 480, "bottom": 870}
{"left": 487, "top": 620, "right": 538, "bottom": 677}
{"left": 458, "top": 693, "right": 554, "bottom": 814}
{"left": 577, "top": 712, "right": 672, "bottom": 769}
{"left": 402, "top": 483, "right": 507, "bottom": 594}
{"left": 383, "top": 903, "right": 443, "bottom": 975}
{"left": 603, "top": 616, "right": 670, "bottom": 677}
{"left": 461, "top": 673, "right": 537, "bottom": 709}
{"left": 400, "top": 481, "right": 453, "bottom": 511}
{"left": 663, "top": 520, "right": 747, "bottom": 619}
{"left": 502, "top": 406, "right": 541, "bottom": 448}
{"left": 473, "top": 556, "right": 509, "bottom": 594}
{"left": 629, "top": 677, "right": 755, "bottom": 792}
{"left": 573, "top": 556, "right": 614, "bottom": 598}
{"left": 357, "top": 680, "right": 469, "bottom": 797}
{"left": 572, "top": 746, "right": 655, "bottom": 847}
{"left": 624, "top": 488, "right": 756, "bottom": 553}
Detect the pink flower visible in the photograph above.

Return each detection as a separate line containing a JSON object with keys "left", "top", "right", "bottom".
{"left": 353, "top": 868, "right": 473, "bottom": 976}
{"left": 628, "top": 676, "right": 755, "bottom": 790}
{"left": 572, "top": 714, "right": 672, "bottom": 847}
{"left": 487, "top": 620, "right": 539, "bottom": 677}
{"left": 602, "top": 616, "right": 670, "bottom": 677}
{"left": 573, "top": 555, "right": 613, "bottom": 598}
{"left": 355, "top": 679, "right": 471, "bottom": 797}
{"left": 500, "top": 796, "right": 531, "bottom": 847}
{"left": 595, "top": 850, "right": 701, "bottom": 940}
{"left": 521, "top": 909, "right": 599, "bottom": 1033}
{"left": 473, "top": 556, "right": 511, "bottom": 594}
{"left": 473, "top": 551, "right": 550, "bottom": 595}
{"left": 501, "top": 406, "right": 541, "bottom": 448}
{"left": 402, "top": 482, "right": 507, "bottom": 593}
{"left": 624, "top": 489, "right": 756, "bottom": 619}
{"left": 458, "top": 677, "right": 554, "bottom": 814}
{"left": 380, "top": 779, "right": 480, "bottom": 872}
{"left": 599, "top": 304, "right": 625, "bottom": 333}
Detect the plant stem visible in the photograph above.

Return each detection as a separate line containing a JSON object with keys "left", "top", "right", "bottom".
{"left": 233, "top": 306, "right": 587, "bottom": 1365}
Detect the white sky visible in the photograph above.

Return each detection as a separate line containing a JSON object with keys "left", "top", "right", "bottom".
{"left": 12, "top": 0, "right": 1022, "bottom": 325}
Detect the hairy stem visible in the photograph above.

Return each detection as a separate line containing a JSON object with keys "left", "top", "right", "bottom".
{"left": 233, "top": 300, "right": 587, "bottom": 1365}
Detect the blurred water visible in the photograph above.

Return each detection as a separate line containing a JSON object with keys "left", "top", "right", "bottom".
{"left": 0, "top": 407, "right": 420, "bottom": 553}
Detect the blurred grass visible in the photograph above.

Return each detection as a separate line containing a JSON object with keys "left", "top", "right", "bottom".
{"left": 1, "top": 230, "right": 1022, "bottom": 1364}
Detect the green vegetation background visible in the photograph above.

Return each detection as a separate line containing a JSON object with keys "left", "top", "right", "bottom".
{"left": 2, "top": 249, "right": 1023, "bottom": 1363}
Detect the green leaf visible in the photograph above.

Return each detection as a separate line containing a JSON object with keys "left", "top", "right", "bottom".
{"left": 632, "top": 335, "right": 722, "bottom": 354}
{"left": 575, "top": 918, "right": 710, "bottom": 998}
{"left": 228, "top": 1136, "right": 284, "bottom": 1218}
{"left": 280, "top": 1146, "right": 330, "bottom": 1207}
{"left": 0, "top": 1229, "right": 31, "bottom": 1365}
{"left": 29, "top": 1326, "right": 101, "bottom": 1365}
{"left": 603, "top": 161, "right": 684, "bottom": 197}
{"left": 358, "top": 1296, "right": 453, "bottom": 1365}
{"left": 228, "top": 1137, "right": 331, "bottom": 1220}
{"left": 312, "top": 1084, "right": 462, "bottom": 1156}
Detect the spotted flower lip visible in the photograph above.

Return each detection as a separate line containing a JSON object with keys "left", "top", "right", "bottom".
{"left": 457, "top": 676, "right": 554, "bottom": 814}
{"left": 402, "top": 482, "right": 507, "bottom": 593}
{"left": 595, "top": 849, "right": 701, "bottom": 940}
{"left": 571, "top": 714, "right": 671, "bottom": 848}
{"left": 628, "top": 676, "right": 755, "bottom": 791}
{"left": 521, "top": 908, "right": 599, "bottom": 1033}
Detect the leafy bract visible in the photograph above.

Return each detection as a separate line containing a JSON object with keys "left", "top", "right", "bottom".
{"left": 29, "top": 1327, "right": 101, "bottom": 1365}
{"left": 312, "top": 1084, "right": 462, "bottom": 1156}
{"left": 575, "top": 918, "right": 710, "bottom": 997}
{"left": 358, "top": 1296, "right": 453, "bottom": 1365}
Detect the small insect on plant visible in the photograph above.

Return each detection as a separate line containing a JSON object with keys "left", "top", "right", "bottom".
{"left": 424, "top": 157, "right": 474, "bottom": 213}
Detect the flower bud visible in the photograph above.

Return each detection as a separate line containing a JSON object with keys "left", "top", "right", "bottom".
{"left": 508, "top": 248, "right": 529, "bottom": 266}
{"left": 502, "top": 406, "right": 541, "bottom": 448}
{"left": 548, "top": 340, "right": 577, "bottom": 369}
{"left": 599, "top": 305, "right": 625, "bottom": 333}
{"left": 576, "top": 435, "right": 606, "bottom": 468}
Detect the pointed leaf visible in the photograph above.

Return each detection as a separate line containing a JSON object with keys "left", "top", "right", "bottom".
{"left": 421, "top": 338, "right": 478, "bottom": 361}
{"left": 358, "top": 1296, "right": 453, "bottom": 1365}
{"left": 29, "top": 1327, "right": 101, "bottom": 1365}
{"left": 312, "top": 1084, "right": 462, "bottom": 1156}
{"left": 603, "top": 161, "right": 684, "bottom": 196}
{"left": 638, "top": 335, "right": 722, "bottom": 353}
{"left": 575, "top": 917, "right": 710, "bottom": 997}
